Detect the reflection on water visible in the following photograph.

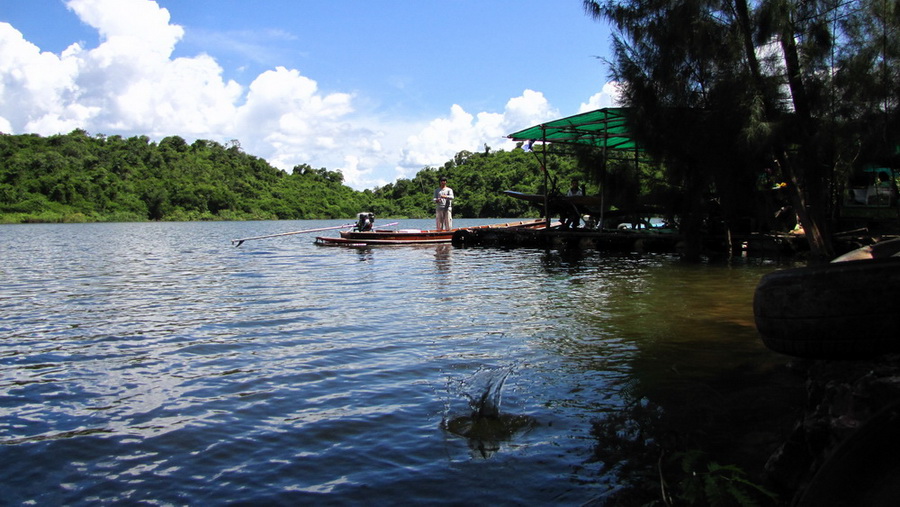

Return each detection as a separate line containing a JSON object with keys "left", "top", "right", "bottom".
{"left": 434, "top": 243, "right": 452, "bottom": 272}
{"left": 444, "top": 412, "right": 538, "bottom": 459}
{"left": 0, "top": 220, "right": 804, "bottom": 505}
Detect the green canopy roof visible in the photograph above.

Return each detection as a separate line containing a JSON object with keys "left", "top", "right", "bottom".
{"left": 507, "top": 107, "right": 639, "bottom": 151}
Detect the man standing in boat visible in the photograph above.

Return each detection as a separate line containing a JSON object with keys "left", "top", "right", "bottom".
{"left": 434, "top": 176, "right": 454, "bottom": 230}
{"left": 561, "top": 178, "right": 584, "bottom": 229}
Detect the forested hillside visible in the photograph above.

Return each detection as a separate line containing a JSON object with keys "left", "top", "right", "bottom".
{"left": 0, "top": 130, "right": 583, "bottom": 223}
{"left": 0, "top": 130, "right": 366, "bottom": 223}
{"left": 368, "top": 147, "right": 582, "bottom": 219}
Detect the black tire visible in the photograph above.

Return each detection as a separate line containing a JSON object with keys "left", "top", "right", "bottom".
{"left": 753, "top": 257, "right": 900, "bottom": 359}
{"left": 451, "top": 229, "right": 473, "bottom": 248}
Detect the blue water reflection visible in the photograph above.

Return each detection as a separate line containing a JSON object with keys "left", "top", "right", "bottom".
{"left": 0, "top": 220, "right": 796, "bottom": 504}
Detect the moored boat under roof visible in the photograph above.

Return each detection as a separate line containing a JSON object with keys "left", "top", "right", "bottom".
{"left": 315, "top": 218, "right": 552, "bottom": 246}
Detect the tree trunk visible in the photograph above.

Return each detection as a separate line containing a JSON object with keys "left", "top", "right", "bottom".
{"left": 735, "top": 0, "right": 768, "bottom": 110}
{"left": 779, "top": 28, "right": 835, "bottom": 260}
{"left": 775, "top": 150, "right": 834, "bottom": 261}
{"left": 736, "top": 0, "right": 834, "bottom": 260}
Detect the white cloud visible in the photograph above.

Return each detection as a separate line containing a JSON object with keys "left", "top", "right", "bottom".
{"left": 67, "top": 0, "right": 183, "bottom": 50}
{"left": 233, "top": 66, "right": 391, "bottom": 188}
{"left": 68, "top": 0, "right": 242, "bottom": 137}
{"left": 504, "top": 89, "right": 558, "bottom": 128}
{"left": 396, "top": 90, "right": 559, "bottom": 179}
{"left": 0, "top": 0, "right": 616, "bottom": 191}
{"left": 0, "top": 0, "right": 242, "bottom": 138}
{"left": 578, "top": 81, "right": 623, "bottom": 112}
{"left": 0, "top": 22, "right": 83, "bottom": 133}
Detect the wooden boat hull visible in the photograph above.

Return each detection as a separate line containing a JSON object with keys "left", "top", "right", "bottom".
{"left": 316, "top": 235, "right": 451, "bottom": 245}
{"left": 315, "top": 219, "right": 550, "bottom": 246}
{"left": 753, "top": 256, "right": 900, "bottom": 359}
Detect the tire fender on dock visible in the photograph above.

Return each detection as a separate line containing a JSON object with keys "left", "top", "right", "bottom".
{"left": 451, "top": 229, "right": 473, "bottom": 248}
{"left": 753, "top": 256, "right": 900, "bottom": 359}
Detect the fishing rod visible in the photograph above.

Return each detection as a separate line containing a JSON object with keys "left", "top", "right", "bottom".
{"left": 232, "top": 221, "right": 402, "bottom": 247}
{"left": 232, "top": 223, "right": 354, "bottom": 247}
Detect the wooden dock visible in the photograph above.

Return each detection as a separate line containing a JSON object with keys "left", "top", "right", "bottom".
{"left": 451, "top": 225, "right": 820, "bottom": 257}
{"left": 452, "top": 226, "right": 685, "bottom": 253}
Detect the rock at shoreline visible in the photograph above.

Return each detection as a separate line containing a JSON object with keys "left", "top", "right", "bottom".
{"left": 766, "top": 355, "right": 900, "bottom": 503}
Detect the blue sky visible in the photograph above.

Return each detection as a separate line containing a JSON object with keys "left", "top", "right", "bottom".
{"left": 0, "top": 0, "right": 618, "bottom": 189}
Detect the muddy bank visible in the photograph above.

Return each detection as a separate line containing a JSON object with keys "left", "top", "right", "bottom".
{"left": 593, "top": 355, "right": 900, "bottom": 505}
{"left": 767, "top": 356, "right": 900, "bottom": 505}
{"left": 592, "top": 358, "right": 808, "bottom": 506}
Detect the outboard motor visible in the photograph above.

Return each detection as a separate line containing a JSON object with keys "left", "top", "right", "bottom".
{"left": 355, "top": 212, "right": 375, "bottom": 231}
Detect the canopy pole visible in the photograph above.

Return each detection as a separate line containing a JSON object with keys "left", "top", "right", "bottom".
{"left": 601, "top": 118, "right": 607, "bottom": 230}
{"left": 542, "top": 126, "right": 550, "bottom": 229}
{"left": 634, "top": 141, "right": 640, "bottom": 214}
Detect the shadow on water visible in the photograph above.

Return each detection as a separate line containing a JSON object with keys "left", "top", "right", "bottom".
{"left": 442, "top": 365, "right": 537, "bottom": 459}
{"left": 557, "top": 255, "right": 808, "bottom": 505}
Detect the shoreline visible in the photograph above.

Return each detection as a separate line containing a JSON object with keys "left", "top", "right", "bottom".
{"left": 766, "top": 355, "right": 900, "bottom": 503}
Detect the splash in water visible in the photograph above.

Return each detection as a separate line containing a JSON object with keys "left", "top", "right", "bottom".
{"left": 465, "top": 365, "right": 513, "bottom": 418}
{"left": 443, "top": 365, "right": 536, "bottom": 458}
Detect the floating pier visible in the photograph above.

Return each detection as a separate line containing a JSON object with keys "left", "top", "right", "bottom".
{"left": 451, "top": 225, "right": 822, "bottom": 258}
{"left": 452, "top": 226, "right": 684, "bottom": 253}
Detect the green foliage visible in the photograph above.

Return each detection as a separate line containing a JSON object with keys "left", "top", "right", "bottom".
{"left": 368, "top": 148, "right": 587, "bottom": 218}
{"left": 667, "top": 450, "right": 777, "bottom": 507}
{"left": 591, "top": 399, "right": 780, "bottom": 507}
{"left": 0, "top": 130, "right": 663, "bottom": 223}
{"left": 0, "top": 130, "right": 369, "bottom": 222}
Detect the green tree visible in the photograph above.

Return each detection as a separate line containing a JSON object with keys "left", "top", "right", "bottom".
{"left": 0, "top": 131, "right": 592, "bottom": 223}
{"left": 586, "top": 0, "right": 900, "bottom": 260}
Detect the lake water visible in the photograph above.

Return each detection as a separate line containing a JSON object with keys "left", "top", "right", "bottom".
{"left": 0, "top": 219, "right": 804, "bottom": 505}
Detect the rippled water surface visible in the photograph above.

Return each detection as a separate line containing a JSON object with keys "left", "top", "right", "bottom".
{"left": 0, "top": 220, "right": 800, "bottom": 504}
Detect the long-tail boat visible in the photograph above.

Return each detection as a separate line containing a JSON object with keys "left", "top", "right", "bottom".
{"left": 315, "top": 215, "right": 553, "bottom": 246}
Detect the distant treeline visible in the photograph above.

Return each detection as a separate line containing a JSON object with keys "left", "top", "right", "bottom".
{"left": 0, "top": 130, "right": 583, "bottom": 223}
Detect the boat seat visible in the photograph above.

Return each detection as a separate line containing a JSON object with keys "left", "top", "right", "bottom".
{"left": 867, "top": 185, "right": 893, "bottom": 206}
{"left": 849, "top": 188, "right": 867, "bottom": 204}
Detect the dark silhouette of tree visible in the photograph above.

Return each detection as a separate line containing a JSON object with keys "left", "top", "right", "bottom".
{"left": 585, "top": 0, "right": 900, "bottom": 260}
